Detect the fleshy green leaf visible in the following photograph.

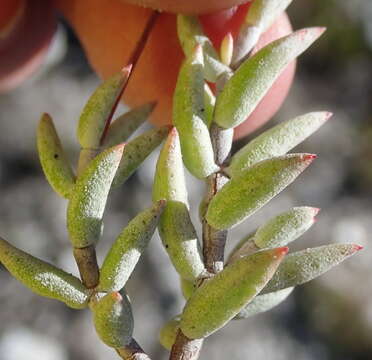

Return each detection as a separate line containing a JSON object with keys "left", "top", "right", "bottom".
{"left": 102, "top": 102, "right": 156, "bottom": 148}
{"left": 92, "top": 292, "right": 134, "bottom": 348}
{"left": 233, "top": 0, "right": 294, "bottom": 65}
{"left": 77, "top": 66, "right": 131, "bottom": 149}
{"left": 37, "top": 113, "right": 75, "bottom": 199}
{"left": 153, "top": 129, "right": 205, "bottom": 280}
{"left": 254, "top": 207, "right": 319, "bottom": 249}
{"left": 159, "top": 316, "right": 181, "bottom": 351}
{"left": 262, "top": 244, "right": 362, "bottom": 294}
{"left": 206, "top": 154, "right": 316, "bottom": 230}
{"left": 173, "top": 45, "right": 219, "bottom": 179}
{"left": 99, "top": 201, "right": 166, "bottom": 292}
{"left": 0, "top": 238, "right": 89, "bottom": 309}
{"left": 180, "top": 278, "right": 196, "bottom": 300}
{"left": 215, "top": 28, "right": 326, "bottom": 129}
{"left": 112, "top": 126, "right": 169, "bottom": 187}
{"left": 235, "top": 287, "right": 293, "bottom": 319}
{"left": 67, "top": 145, "right": 124, "bottom": 248}
{"left": 227, "top": 112, "right": 332, "bottom": 176}
{"left": 180, "top": 247, "right": 288, "bottom": 339}
{"left": 177, "top": 15, "right": 230, "bottom": 82}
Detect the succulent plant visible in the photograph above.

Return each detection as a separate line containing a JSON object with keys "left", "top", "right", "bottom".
{"left": 0, "top": 1, "right": 362, "bottom": 360}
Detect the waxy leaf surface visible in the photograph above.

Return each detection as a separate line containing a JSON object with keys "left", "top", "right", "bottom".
{"left": 206, "top": 154, "right": 316, "bottom": 230}
{"left": 173, "top": 46, "right": 219, "bottom": 179}
{"left": 0, "top": 238, "right": 89, "bottom": 309}
{"left": 67, "top": 145, "right": 124, "bottom": 248}
{"left": 215, "top": 28, "right": 325, "bottom": 129}
{"left": 99, "top": 201, "right": 166, "bottom": 292}
{"left": 37, "top": 113, "right": 75, "bottom": 198}
{"left": 180, "top": 247, "right": 287, "bottom": 339}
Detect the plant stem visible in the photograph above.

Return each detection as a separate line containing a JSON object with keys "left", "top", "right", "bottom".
{"left": 170, "top": 331, "right": 203, "bottom": 360}
{"left": 117, "top": 339, "right": 152, "bottom": 360}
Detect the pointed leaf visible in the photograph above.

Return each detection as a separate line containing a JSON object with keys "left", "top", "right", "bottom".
{"left": 227, "top": 112, "right": 331, "bottom": 176}
{"left": 0, "top": 238, "right": 89, "bottom": 309}
{"left": 206, "top": 154, "right": 316, "bottom": 230}
{"left": 254, "top": 207, "right": 319, "bottom": 249}
{"left": 99, "top": 201, "right": 166, "bottom": 292}
{"left": 112, "top": 126, "right": 169, "bottom": 187}
{"left": 37, "top": 113, "right": 75, "bottom": 198}
{"left": 233, "top": 0, "right": 294, "bottom": 65}
{"left": 235, "top": 287, "right": 293, "bottom": 319}
{"left": 173, "top": 45, "right": 219, "bottom": 179}
{"left": 220, "top": 32, "right": 234, "bottom": 66}
{"left": 153, "top": 129, "right": 205, "bottom": 280}
{"left": 77, "top": 66, "right": 131, "bottom": 149}
{"left": 177, "top": 15, "right": 230, "bottom": 82}
{"left": 262, "top": 244, "right": 362, "bottom": 294}
{"left": 159, "top": 316, "right": 181, "bottom": 351}
{"left": 92, "top": 292, "right": 134, "bottom": 348}
{"left": 102, "top": 102, "right": 156, "bottom": 148}
{"left": 180, "top": 247, "right": 288, "bottom": 339}
{"left": 67, "top": 145, "right": 124, "bottom": 248}
{"left": 215, "top": 28, "right": 326, "bottom": 129}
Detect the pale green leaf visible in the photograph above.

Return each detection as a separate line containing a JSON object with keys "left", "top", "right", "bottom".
{"left": 67, "top": 145, "right": 124, "bottom": 248}
{"left": 215, "top": 28, "right": 326, "bottom": 129}
{"left": 0, "top": 238, "right": 89, "bottom": 309}
{"left": 99, "top": 201, "right": 166, "bottom": 292}
{"left": 227, "top": 112, "right": 331, "bottom": 176}
{"left": 77, "top": 67, "right": 131, "bottom": 149}
{"left": 159, "top": 316, "right": 181, "bottom": 351}
{"left": 180, "top": 247, "right": 287, "bottom": 339}
{"left": 92, "top": 292, "right": 133, "bottom": 348}
{"left": 206, "top": 154, "right": 316, "bottom": 230}
{"left": 173, "top": 45, "right": 219, "bottom": 179}
{"left": 177, "top": 15, "right": 230, "bottom": 82}
{"left": 235, "top": 287, "right": 293, "bottom": 319}
{"left": 262, "top": 244, "right": 362, "bottom": 294}
{"left": 37, "top": 113, "right": 75, "bottom": 199}
{"left": 112, "top": 126, "right": 169, "bottom": 187}
{"left": 102, "top": 102, "right": 156, "bottom": 148}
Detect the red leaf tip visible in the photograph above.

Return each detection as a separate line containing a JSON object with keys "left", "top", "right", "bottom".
{"left": 121, "top": 64, "right": 133, "bottom": 75}
{"left": 111, "top": 292, "right": 123, "bottom": 301}
{"left": 276, "top": 247, "right": 289, "bottom": 257}
{"left": 303, "top": 154, "right": 317, "bottom": 161}
{"left": 353, "top": 244, "right": 364, "bottom": 252}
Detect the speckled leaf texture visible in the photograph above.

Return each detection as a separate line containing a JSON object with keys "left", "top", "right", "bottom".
{"left": 37, "top": 113, "right": 75, "bottom": 199}
{"left": 153, "top": 129, "right": 205, "bottom": 280}
{"left": 206, "top": 154, "right": 316, "bottom": 230}
{"left": 235, "top": 287, "right": 293, "bottom": 319}
{"left": 67, "top": 145, "right": 124, "bottom": 248}
{"left": 99, "top": 201, "right": 166, "bottom": 292}
{"left": 112, "top": 126, "right": 169, "bottom": 188}
{"left": 77, "top": 67, "right": 131, "bottom": 149}
{"left": 215, "top": 28, "right": 326, "bottom": 129}
{"left": 102, "top": 102, "right": 156, "bottom": 148}
{"left": 177, "top": 15, "right": 230, "bottom": 82}
{"left": 92, "top": 292, "right": 134, "bottom": 348}
{"left": 173, "top": 45, "right": 219, "bottom": 179}
{"left": 180, "top": 248, "right": 287, "bottom": 339}
{"left": 0, "top": 238, "right": 89, "bottom": 309}
{"left": 262, "top": 244, "right": 362, "bottom": 294}
{"left": 233, "top": 0, "right": 294, "bottom": 65}
{"left": 227, "top": 112, "right": 331, "bottom": 176}
{"left": 254, "top": 207, "right": 319, "bottom": 249}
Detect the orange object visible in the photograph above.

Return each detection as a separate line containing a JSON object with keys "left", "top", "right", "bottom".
{"left": 57, "top": 0, "right": 294, "bottom": 138}
{"left": 0, "top": 0, "right": 56, "bottom": 92}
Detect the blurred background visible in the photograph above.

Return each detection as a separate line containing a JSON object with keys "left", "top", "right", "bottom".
{"left": 0, "top": 1, "right": 371, "bottom": 359}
